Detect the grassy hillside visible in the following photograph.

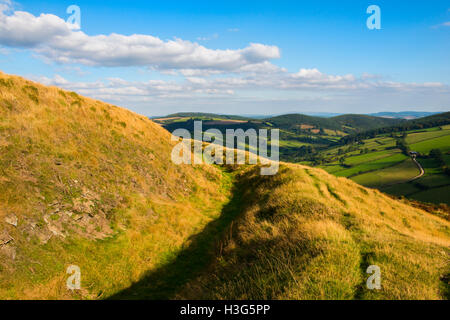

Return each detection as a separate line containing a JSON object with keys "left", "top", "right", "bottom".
{"left": 0, "top": 72, "right": 228, "bottom": 299}
{"left": 0, "top": 72, "right": 449, "bottom": 300}
{"left": 177, "top": 164, "right": 450, "bottom": 300}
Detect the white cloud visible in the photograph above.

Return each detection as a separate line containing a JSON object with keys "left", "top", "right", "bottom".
{"left": 0, "top": 10, "right": 70, "bottom": 47}
{"left": 2, "top": 1, "right": 448, "bottom": 115}
{"left": 38, "top": 70, "right": 449, "bottom": 104}
{"left": 0, "top": 4, "right": 280, "bottom": 72}
{"left": 197, "top": 33, "right": 219, "bottom": 41}
{"left": 34, "top": 73, "right": 449, "bottom": 116}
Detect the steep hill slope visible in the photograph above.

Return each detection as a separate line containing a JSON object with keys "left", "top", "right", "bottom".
{"left": 0, "top": 72, "right": 449, "bottom": 300}
{"left": 177, "top": 164, "right": 449, "bottom": 300}
{"left": 0, "top": 72, "right": 228, "bottom": 299}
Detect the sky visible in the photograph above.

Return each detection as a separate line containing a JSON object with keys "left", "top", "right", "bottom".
{"left": 0, "top": 0, "right": 449, "bottom": 116}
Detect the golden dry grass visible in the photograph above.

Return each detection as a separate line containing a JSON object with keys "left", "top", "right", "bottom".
{"left": 0, "top": 71, "right": 228, "bottom": 299}
{"left": 0, "top": 71, "right": 448, "bottom": 300}
{"left": 178, "top": 164, "right": 450, "bottom": 300}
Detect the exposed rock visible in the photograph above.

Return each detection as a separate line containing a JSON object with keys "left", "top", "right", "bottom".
{"left": 47, "top": 224, "right": 66, "bottom": 238}
{"left": 0, "top": 244, "right": 16, "bottom": 260}
{"left": 37, "top": 229, "right": 53, "bottom": 244}
{"left": 63, "top": 210, "right": 73, "bottom": 217}
{"left": 5, "top": 214, "right": 18, "bottom": 227}
{"left": 73, "top": 198, "right": 95, "bottom": 215}
{"left": 0, "top": 230, "right": 15, "bottom": 260}
{"left": 0, "top": 230, "right": 13, "bottom": 246}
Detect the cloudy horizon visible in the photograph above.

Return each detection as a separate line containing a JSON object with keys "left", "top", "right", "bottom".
{"left": 0, "top": 0, "right": 449, "bottom": 116}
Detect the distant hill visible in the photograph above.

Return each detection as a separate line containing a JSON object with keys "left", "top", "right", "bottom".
{"left": 266, "top": 113, "right": 403, "bottom": 132}
{"left": 369, "top": 111, "right": 443, "bottom": 119}
{"left": 161, "top": 112, "right": 252, "bottom": 121}
{"left": 341, "top": 111, "right": 450, "bottom": 144}
{"left": 331, "top": 114, "right": 403, "bottom": 131}
{"left": 158, "top": 112, "right": 404, "bottom": 133}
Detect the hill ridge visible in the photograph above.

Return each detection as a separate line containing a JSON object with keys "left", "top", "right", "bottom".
{"left": 0, "top": 71, "right": 449, "bottom": 300}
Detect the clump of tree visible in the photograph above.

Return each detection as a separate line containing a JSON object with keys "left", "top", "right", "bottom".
{"left": 395, "top": 134, "right": 409, "bottom": 155}
{"left": 340, "top": 112, "right": 450, "bottom": 145}
{"left": 429, "top": 149, "right": 449, "bottom": 176}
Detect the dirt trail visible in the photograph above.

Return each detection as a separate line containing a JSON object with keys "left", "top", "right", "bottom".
{"left": 410, "top": 156, "right": 425, "bottom": 181}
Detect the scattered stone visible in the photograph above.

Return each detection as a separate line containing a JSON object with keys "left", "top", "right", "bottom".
{"left": 0, "top": 244, "right": 16, "bottom": 260}
{"left": 47, "top": 224, "right": 66, "bottom": 238}
{"left": 37, "top": 230, "right": 53, "bottom": 244}
{"left": 5, "top": 214, "right": 18, "bottom": 227}
{"left": 0, "top": 231, "right": 13, "bottom": 246}
{"left": 64, "top": 211, "right": 73, "bottom": 217}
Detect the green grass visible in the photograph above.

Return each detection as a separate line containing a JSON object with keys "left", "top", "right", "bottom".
{"left": 405, "top": 129, "right": 450, "bottom": 144}
{"left": 410, "top": 185, "right": 450, "bottom": 205}
{"left": 381, "top": 182, "right": 422, "bottom": 197}
{"left": 351, "top": 158, "right": 419, "bottom": 187}
{"left": 410, "top": 134, "right": 450, "bottom": 154}
{"left": 344, "top": 150, "right": 396, "bottom": 166}
{"left": 319, "top": 125, "right": 450, "bottom": 205}
{"left": 334, "top": 153, "right": 407, "bottom": 178}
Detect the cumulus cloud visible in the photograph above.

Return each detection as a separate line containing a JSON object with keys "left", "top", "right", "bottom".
{"left": 37, "top": 69, "right": 449, "bottom": 105}
{"left": 35, "top": 73, "right": 449, "bottom": 116}
{"left": 0, "top": 3, "right": 280, "bottom": 72}
{"left": 3, "top": 1, "right": 448, "bottom": 114}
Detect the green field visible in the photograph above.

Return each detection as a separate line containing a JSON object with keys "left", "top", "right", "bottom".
{"left": 409, "top": 185, "right": 450, "bottom": 205}
{"left": 410, "top": 134, "right": 450, "bottom": 154}
{"left": 344, "top": 150, "right": 397, "bottom": 166}
{"left": 320, "top": 124, "right": 450, "bottom": 205}
{"left": 406, "top": 129, "right": 450, "bottom": 144}
{"left": 333, "top": 153, "right": 408, "bottom": 178}
{"left": 352, "top": 158, "right": 419, "bottom": 187}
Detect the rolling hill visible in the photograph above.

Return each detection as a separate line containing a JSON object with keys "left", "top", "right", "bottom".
{"left": 369, "top": 111, "right": 441, "bottom": 119}
{"left": 157, "top": 112, "right": 404, "bottom": 133}
{"left": 0, "top": 72, "right": 449, "bottom": 300}
{"left": 267, "top": 113, "right": 402, "bottom": 132}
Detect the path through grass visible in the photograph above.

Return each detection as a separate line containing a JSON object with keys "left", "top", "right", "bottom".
{"left": 107, "top": 168, "right": 245, "bottom": 299}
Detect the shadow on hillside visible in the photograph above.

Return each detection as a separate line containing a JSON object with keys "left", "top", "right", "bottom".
{"left": 107, "top": 172, "right": 247, "bottom": 300}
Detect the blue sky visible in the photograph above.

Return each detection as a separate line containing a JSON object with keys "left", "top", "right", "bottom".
{"left": 0, "top": 0, "right": 449, "bottom": 115}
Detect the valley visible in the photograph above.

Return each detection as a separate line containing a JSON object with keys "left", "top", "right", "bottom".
{"left": 155, "top": 112, "right": 450, "bottom": 206}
